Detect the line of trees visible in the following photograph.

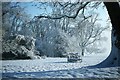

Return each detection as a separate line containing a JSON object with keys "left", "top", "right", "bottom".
{"left": 2, "top": 2, "right": 108, "bottom": 59}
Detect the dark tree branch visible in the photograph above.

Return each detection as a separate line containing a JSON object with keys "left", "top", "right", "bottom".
{"left": 34, "top": 2, "right": 89, "bottom": 19}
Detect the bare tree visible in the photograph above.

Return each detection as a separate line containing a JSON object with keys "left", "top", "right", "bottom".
{"left": 69, "top": 14, "right": 108, "bottom": 56}
{"left": 2, "top": 2, "right": 30, "bottom": 38}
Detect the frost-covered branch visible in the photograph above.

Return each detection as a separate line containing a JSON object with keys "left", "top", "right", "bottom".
{"left": 34, "top": 2, "right": 89, "bottom": 19}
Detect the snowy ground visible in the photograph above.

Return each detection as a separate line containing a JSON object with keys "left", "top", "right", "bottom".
{"left": 1, "top": 53, "right": 120, "bottom": 78}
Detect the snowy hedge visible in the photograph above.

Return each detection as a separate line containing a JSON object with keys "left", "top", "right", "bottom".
{"left": 2, "top": 35, "right": 41, "bottom": 60}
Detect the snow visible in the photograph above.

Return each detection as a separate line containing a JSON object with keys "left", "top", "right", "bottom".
{"left": 2, "top": 67, "right": 119, "bottom": 78}
{"left": 1, "top": 53, "right": 120, "bottom": 78}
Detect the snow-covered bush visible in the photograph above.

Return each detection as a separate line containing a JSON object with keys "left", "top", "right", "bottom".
{"left": 2, "top": 34, "right": 41, "bottom": 60}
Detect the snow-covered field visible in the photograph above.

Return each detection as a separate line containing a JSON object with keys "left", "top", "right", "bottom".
{"left": 1, "top": 53, "right": 120, "bottom": 78}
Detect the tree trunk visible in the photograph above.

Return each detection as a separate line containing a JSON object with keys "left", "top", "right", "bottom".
{"left": 81, "top": 49, "right": 84, "bottom": 56}
{"left": 96, "top": 2, "right": 120, "bottom": 67}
